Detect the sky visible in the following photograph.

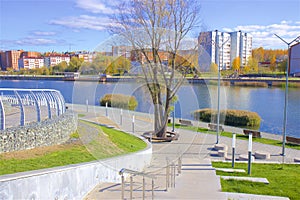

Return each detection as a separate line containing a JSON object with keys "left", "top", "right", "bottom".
{"left": 0, "top": 0, "right": 300, "bottom": 53}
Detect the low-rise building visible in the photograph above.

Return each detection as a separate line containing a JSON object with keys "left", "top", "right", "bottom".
{"left": 18, "top": 57, "right": 45, "bottom": 70}
{"left": 44, "top": 54, "right": 70, "bottom": 67}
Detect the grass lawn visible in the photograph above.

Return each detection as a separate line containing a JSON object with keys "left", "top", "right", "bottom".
{"left": 169, "top": 123, "right": 300, "bottom": 150}
{"left": 212, "top": 162, "right": 300, "bottom": 200}
{"left": 0, "top": 120, "right": 147, "bottom": 176}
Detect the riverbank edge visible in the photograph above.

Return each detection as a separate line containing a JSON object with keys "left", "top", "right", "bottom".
{"left": 1, "top": 74, "right": 300, "bottom": 85}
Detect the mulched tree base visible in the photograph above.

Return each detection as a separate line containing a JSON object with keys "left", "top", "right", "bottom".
{"left": 142, "top": 131, "right": 179, "bottom": 142}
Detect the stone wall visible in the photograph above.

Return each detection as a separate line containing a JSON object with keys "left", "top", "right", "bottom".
{"left": 0, "top": 112, "right": 77, "bottom": 153}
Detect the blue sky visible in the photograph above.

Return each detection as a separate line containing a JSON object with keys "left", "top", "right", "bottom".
{"left": 1, "top": 0, "right": 300, "bottom": 52}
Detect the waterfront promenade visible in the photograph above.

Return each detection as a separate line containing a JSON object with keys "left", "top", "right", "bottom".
{"left": 69, "top": 104, "right": 298, "bottom": 200}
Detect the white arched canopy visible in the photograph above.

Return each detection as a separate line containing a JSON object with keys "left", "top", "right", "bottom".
{"left": 0, "top": 89, "right": 66, "bottom": 130}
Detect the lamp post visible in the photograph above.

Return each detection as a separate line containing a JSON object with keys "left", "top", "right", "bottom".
{"left": 274, "top": 34, "right": 300, "bottom": 157}
{"left": 215, "top": 30, "right": 229, "bottom": 144}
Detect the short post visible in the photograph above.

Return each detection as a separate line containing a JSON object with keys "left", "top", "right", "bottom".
{"left": 105, "top": 102, "right": 108, "bottom": 117}
{"left": 169, "top": 163, "right": 173, "bottom": 188}
{"left": 142, "top": 176, "right": 145, "bottom": 200}
{"left": 130, "top": 175, "right": 133, "bottom": 200}
{"left": 178, "top": 157, "right": 182, "bottom": 174}
{"left": 248, "top": 133, "right": 252, "bottom": 175}
{"left": 121, "top": 174, "right": 125, "bottom": 200}
{"left": 172, "top": 109, "right": 175, "bottom": 132}
{"left": 132, "top": 114, "right": 135, "bottom": 133}
{"left": 120, "top": 109, "right": 123, "bottom": 125}
{"left": 173, "top": 163, "right": 176, "bottom": 188}
{"left": 152, "top": 178, "right": 154, "bottom": 200}
{"left": 86, "top": 99, "right": 88, "bottom": 112}
{"left": 166, "top": 160, "right": 169, "bottom": 190}
{"left": 232, "top": 133, "right": 236, "bottom": 168}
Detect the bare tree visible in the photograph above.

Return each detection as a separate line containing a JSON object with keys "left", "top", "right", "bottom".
{"left": 111, "top": 0, "right": 201, "bottom": 139}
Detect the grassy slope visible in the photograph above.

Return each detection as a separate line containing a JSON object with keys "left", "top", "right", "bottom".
{"left": 0, "top": 120, "right": 146, "bottom": 176}
{"left": 212, "top": 162, "right": 300, "bottom": 200}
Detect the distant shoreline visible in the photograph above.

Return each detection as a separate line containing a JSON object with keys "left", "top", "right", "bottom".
{"left": 0, "top": 75, "right": 300, "bottom": 87}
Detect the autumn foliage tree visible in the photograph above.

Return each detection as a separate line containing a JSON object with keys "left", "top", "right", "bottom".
{"left": 232, "top": 57, "right": 241, "bottom": 72}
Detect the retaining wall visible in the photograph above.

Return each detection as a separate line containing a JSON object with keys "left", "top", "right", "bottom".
{"left": 0, "top": 146, "right": 152, "bottom": 199}
{"left": 0, "top": 112, "right": 77, "bottom": 153}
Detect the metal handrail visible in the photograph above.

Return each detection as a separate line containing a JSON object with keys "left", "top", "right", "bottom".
{"left": 119, "top": 156, "right": 183, "bottom": 199}
{"left": 119, "top": 168, "right": 156, "bottom": 200}
{"left": 119, "top": 168, "right": 156, "bottom": 179}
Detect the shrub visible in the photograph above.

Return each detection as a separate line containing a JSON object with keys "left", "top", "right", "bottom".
{"left": 193, "top": 108, "right": 261, "bottom": 128}
{"left": 100, "top": 94, "right": 138, "bottom": 111}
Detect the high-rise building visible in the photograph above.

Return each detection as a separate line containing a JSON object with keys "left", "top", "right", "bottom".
{"left": 230, "top": 31, "right": 252, "bottom": 67}
{"left": 198, "top": 30, "right": 252, "bottom": 71}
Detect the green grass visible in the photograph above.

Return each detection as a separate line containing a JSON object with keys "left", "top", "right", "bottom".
{"left": 0, "top": 145, "right": 95, "bottom": 175}
{"left": 212, "top": 162, "right": 300, "bottom": 200}
{"left": 169, "top": 123, "right": 300, "bottom": 150}
{"left": 100, "top": 125, "right": 147, "bottom": 153}
{"left": 0, "top": 121, "right": 147, "bottom": 176}
{"left": 78, "top": 113, "right": 86, "bottom": 118}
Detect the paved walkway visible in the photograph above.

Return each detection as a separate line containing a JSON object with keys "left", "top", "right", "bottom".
{"left": 69, "top": 104, "right": 298, "bottom": 200}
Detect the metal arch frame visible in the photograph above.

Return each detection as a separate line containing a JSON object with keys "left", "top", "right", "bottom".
{"left": 30, "top": 91, "right": 41, "bottom": 122}
{"left": 49, "top": 92, "right": 61, "bottom": 116}
{"left": 42, "top": 91, "right": 53, "bottom": 119}
{"left": 14, "top": 91, "right": 25, "bottom": 126}
{"left": 0, "top": 88, "right": 66, "bottom": 130}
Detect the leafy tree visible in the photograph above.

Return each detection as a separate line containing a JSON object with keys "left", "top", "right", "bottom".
{"left": 270, "top": 55, "right": 276, "bottom": 72}
{"left": 106, "top": 56, "right": 131, "bottom": 75}
{"left": 210, "top": 62, "right": 218, "bottom": 73}
{"left": 243, "top": 65, "right": 250, "bottom": 74}
{"left": 278, "top": 60, "right": 287, "bottom": 74}
{"left": 247, "top": 56, "right": 258, "bottom": 73}
{"left": 68, "top": 57, "right": 84, "bottom": 72}
{"left": 112, "top": 0, "right": 201, "bottom": 139}
{"left": 52, "top": 61, "right": 68, "bottom": 73}
{"left": 232, "top": 57, "right": 241, "bottom": 72}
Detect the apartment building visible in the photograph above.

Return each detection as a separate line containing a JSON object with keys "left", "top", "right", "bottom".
{"left": 0, "top": 50, "right": 23, "bottom": 70}
{"left": 72, "top": 52, "right": 97, "bottom": 63}
{"left": 44, "top": 54, "right": 70, "bottom": 67}
{"left": 198, "top": 30, "right": 252, "bottom": 71}
{"left": 18, "top": 57, "right": 45, "bottom": 69}
{"left": 199, "top": 30, "right": 231, "bottom": 70}
{"left": 230, "top": 31, "right": 252, "bottom": 67}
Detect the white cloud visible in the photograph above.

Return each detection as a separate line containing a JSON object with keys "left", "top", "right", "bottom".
{"left": 75, "top": 0, "right": 115, "bottom": 14}
{"left": 223, "top": 21, "right": 300, "bottom": 48}
{"left": 33, "top": 31, "right": 57, "bottom": 36}
{"left": 15, "top": 38, "right": 64, "bottom": 46}
{"left": 50, "top": 15, "right": 111, "bottom": 31}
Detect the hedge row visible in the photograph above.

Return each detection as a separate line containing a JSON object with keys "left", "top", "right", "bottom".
{"left": 193, "top": 108, "right": 261, "bottom": 128}
{"left": 100, "top": 94, "right": 138, "bottom": 111}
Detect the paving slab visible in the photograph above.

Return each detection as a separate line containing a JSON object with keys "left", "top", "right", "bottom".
{"left": 225, "top": 192, "right": 290, "bottom": 200}
{"left": 215, "top": 168, "right": 246, "bottom": 173}
{"left": 220, "top": 176, "right": 269, "bottom": 184}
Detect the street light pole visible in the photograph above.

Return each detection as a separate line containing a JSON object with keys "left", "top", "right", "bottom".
{"left": 215, "top": 30, "right": 229, "bottom": 144}
{"left": 274, "top": 34, "right": 300, "bottom": 157}
{"left": 216, "top": 30, "right": 221, "bottom": 144}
